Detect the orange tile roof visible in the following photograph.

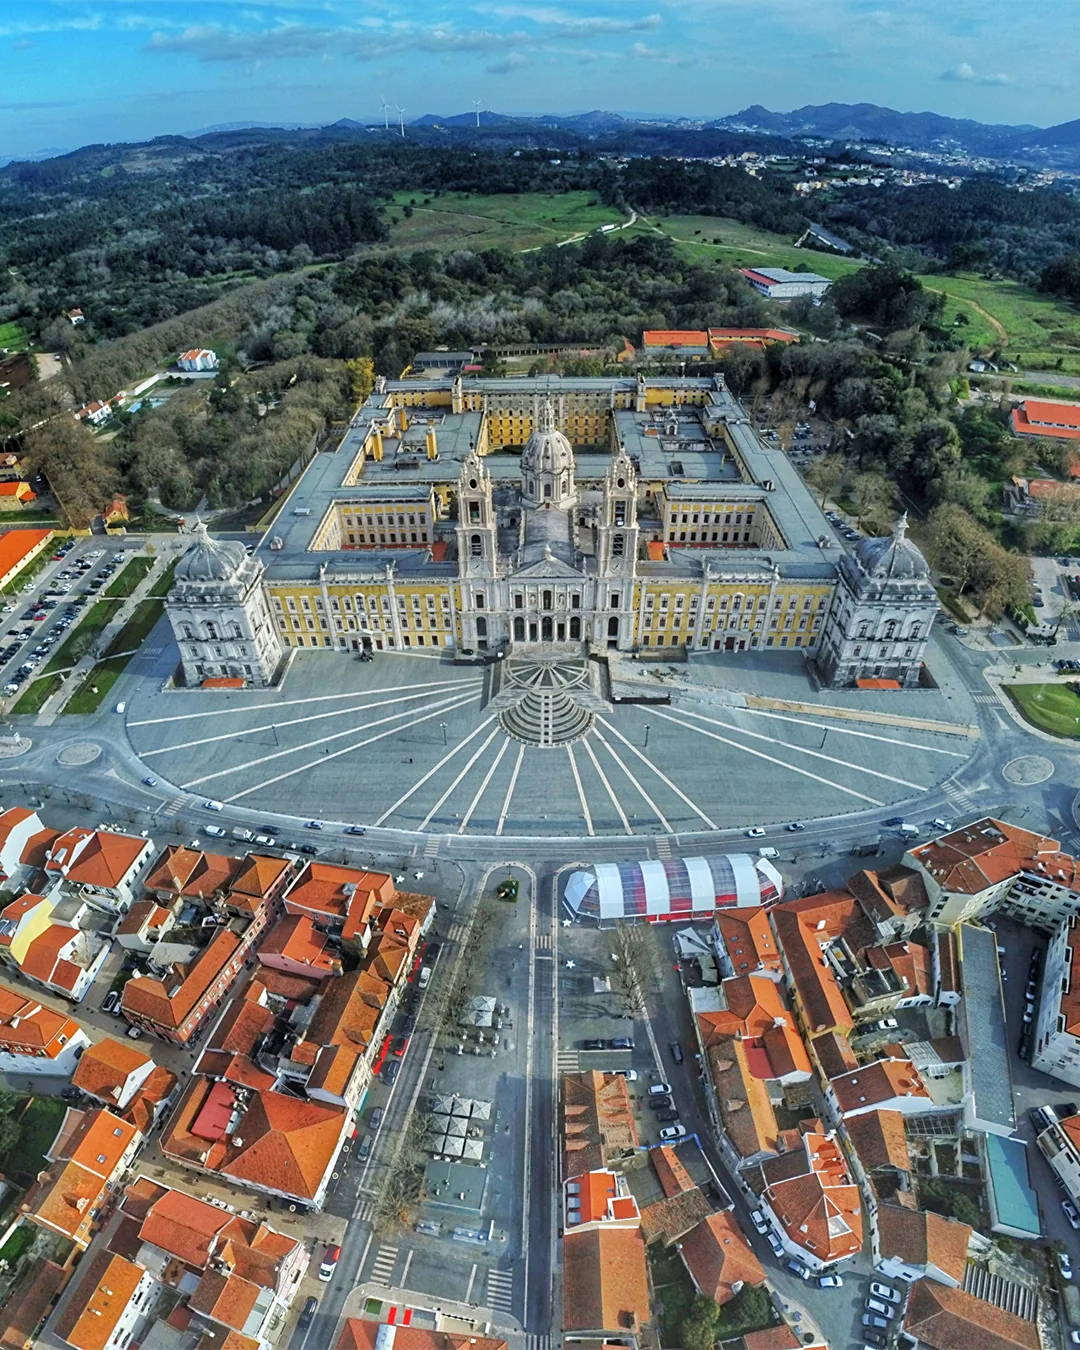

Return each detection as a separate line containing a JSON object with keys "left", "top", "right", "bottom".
{"left": 0, "top": 983, "right": 79, "bottom": 1053}
{"left": 708, "top": 327, "right": 798, "bottom": 343}
{"left": 122, "top": 924, "right": 241, "bottom": 1032}
{"left": 20, "top": 1160, "right": 103, "bottom": 1242}
{"left": 771, "top": 893, "right": 857, "bottom": 1034}
{"left": 116, "top": 899, "right": 173, "bottom": 936}
{"left": 219, "top": 1090, "right": 344, "bottom": 1199}
{"left": 844, "top": 1109, "right": 911, "bottom": 1173}
{"left": 652, "top": 1144, "right": 696, "bottom": 1198}
{"left": 562, "top": 1226, "right": 651, "bottom": 1333}
{"left": 911, "top": 817, "right": 1078, "bottom": 896}
{"left": 307, "top": 1043, "right": 360, "bottom": 1098}
{"left": 697, "top": 978, "right": 811, "bottom": 1082}
{"left": 190, "top": 1269, "right": 261, "bottom": 1331}
{"left": 0, "top": 1256, "right": 65, "bottom": 1350}
{"left": 53, "top": 1251, "right": 144, "bottom": 1350}
{"left": 863, "top": 940, "right": 932, "bottom": 999}
{"left": 904, "top": 1278, "right": 1038, "bottom": 1350}
{"left": 284, "top": 861, "right": 393, "bottom": 925}
{"left": 0, "top": 530, "right": 50, "bottom": 582}
{"left": 829, "top": 1058, "right": 931, "bottom": 1114}
{"left": 71, "top": 1038, "right": 152, "bottom": 1104}
{"left": 763, "top": 1129, "right": 862, "bottom": 1263}
{"left": 19, "top": 826, "right": 60, "bottom": 872}
{"left": 258, "top": 913, "right": 338, "bottom": 974}
{"left": 716, "top": 906, "right": 782, "bottom": 973}
{"left": 876, "top": 1205, "right": 971, "bottom": 1283}
{"left": 703, "top": 1035, "right": 778, "bottom": 1160}
{"left": 562, "top": 1072, "right": 639, "bottom": 1179}
{"left": 46, "top": 827, "right": 147, "bottom": 888}
{"left": 678, "top": 1211, "right": 766, "bottom": 1304}
{"left": 19, "top": 923, "right": 81, "bottom": 987}
{"left": 63, "top": 1108, "right": 139, "bottom": 1179}
{"left": 336, "top": 1326, "right": 507, "bottom": 1350}
{"left": 0, "top": 892, "right": 46, "bottom": 940}
{"left": 230, "top": 853, "right": 290, "bottom": 900}
{"left": 1011, "top": 399, "right": 1080, "bottom": 440}
{"left": 124, "top": 1063, "right": 178, "bottom": 1132}
{"left": 642, "top": 329, "right": 708, "bottom": 347}
{"left": 810, "top": 1030, "right": 857, "bottom": 1080}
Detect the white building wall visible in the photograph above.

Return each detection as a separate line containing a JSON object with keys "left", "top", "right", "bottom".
{"left": 0, "top": 1026, "right": 90, "bottom": 1076}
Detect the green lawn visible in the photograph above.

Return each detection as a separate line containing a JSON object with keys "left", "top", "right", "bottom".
{"left": 652, "top": 214, "right": 864, "bottom": 280}
{"left": 149, "top": 555, "right": 179, "bottom": 597}
{"left": 63, "top": 599, "right": 165, "bottom": 714}
{"left": 104, "top": 555, "right": 153, "bottom": 597}
{"left": 385, "top": 190, "right": 625, "bottom": 252}
{"left": 0, "top": 322, "right": 27, "bottom": 352}
{"left": 103, "top": 598, "right": 164, "bottom": 657}
{"left": 1007, "top": 683, "right": 1080, "bottom": 738}
{"left": 2, "top": 1097, "right": 65, "bottom": 1181}
{"left": 42, "top": 599, "right": 120, "bottom": 673}
{"left": 12, "top": 673, "right": 63, "bottom": 715}
{"left": 0, "top": 1224, "right": 34, "bottom": 1267}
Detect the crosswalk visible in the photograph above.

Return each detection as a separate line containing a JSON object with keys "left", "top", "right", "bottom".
{"left": 655, "top": 836, "right": 672, "bottom": 859}
{"left": 943, "top": 782, "right": 978, "bottom": 814}
{"left": 353, "top": 1197, "right": 375, "bottom": 1221}
{"left": 485, "top": 1266, "right": 515, "bottom": 1315}
{"left": 525, "top": 1335, "right": 550, "bottom": 1350}
{"left": 557, "top": 1050, "right": 580, "bottom": 1073}
{"left": 448, "top": 920, "right": 466, "bottom": 943}
{"left": 972, "top": 693, "right": 999, "bottom": 705}
{"left": 535, "top": 934, "right": 552, "bottom": 951}
{"left": 424, "top": 836, "right": 440, "bottom": 858}
{"left": 161, "top": 795, "right": 186, "bottom": 818}
{"left": 369, "top": 1244, "right": 398, "bottom": 1286}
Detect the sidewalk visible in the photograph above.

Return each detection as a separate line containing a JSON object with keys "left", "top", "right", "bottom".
{"left": 36, "top": 549, "right": 177, "bottom": 724}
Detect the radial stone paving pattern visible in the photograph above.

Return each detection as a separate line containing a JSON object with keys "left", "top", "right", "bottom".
{"left": 125, "top": 651, "right": 975, "bottom": 838}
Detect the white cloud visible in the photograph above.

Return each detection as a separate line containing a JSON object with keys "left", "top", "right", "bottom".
{"left": 939, "top": 60, "right": 1014, "bottom": 85}
{"left": 940, "top": 61, "right": 976, "bottom": 81}
{"left": 486, "top": 51, "right": 527, "bottom": 74}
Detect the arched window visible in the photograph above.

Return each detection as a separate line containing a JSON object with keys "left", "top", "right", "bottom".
{"left": 230, "top": 622, "right": 242, "bottom": 639}
{"left": 541, "top": 616, "right": 553, "bottom": 640}
{"left": 544, "top": 482, "right": 552, "bottom": 500}
{"left": 470, "top": 534, "right": 482, "bottom": 558}
{"left": 513, "top": 616, "right": 525, "bottom": 641}
{"left": 858, "top": 621, "right": 871, "bottom": 639}
{"left": 561, "top": 474, "right": 567, "bottom": 495}
{"left": 182, "top": 625, "right": 194, "bottom": 640}
{"left": 469, "top": 501, "right": 480, "bottom": 523}
{"left": 476, "top": 616, "right": 487, "bottom": 638}
{"left": 884, "top": 620, "right": 897, "bottom": 640}
{"left": 542, "top": 590, "right": 552, "bottom": 611}
{"left": 608, "top": 616, "right": 619, "bottom": 637}
{"left": 569, "top": 616, "right": 581, "bottom": 639}
{"left": 206, "top": 622, "right": 218, "bottom": 641}
{"left": 909, "top": 622, "right": 922, "bottom": 640}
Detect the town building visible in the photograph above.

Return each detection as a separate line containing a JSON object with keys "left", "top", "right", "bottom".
{"left": 1034, "top": 1109, "right": 1080, "bottom": 1205}
{"left": 872, "top": 1204, "right": 972, "bottom": 1286}
{"left": 178, "top": 348, "right": 219, "bottom": 372}
{"left": 901, "top": 1278, "right": 1039, "bottom": 1350}
{"left": 1009, "top": 396, "right": 1080, "bottom": 441}
{"left": 712, "top": 906, "right": 783, "bottom": 979}
{"left": 0, "top": 984, "right": 89, "bottom": 1075}
{"left": 0, "top": 530, "right": 53, "bottom": 591}
{"left": 562, "top": 1226, "right": 651, "bottom": 1340}
{"left": 16, "top": 914, "right": 111, "bottom": 1001}
{"left": 0, "top": 482, "right": 36, "bottom": 511}
{"left": 561, "top": 1071, "right": 639, "bottom": 1179}
{"left": 43, "top": 825, "right": 154, "bottom": 912}
{"left": 738, "top": 267, "right": 832, "bottom": 300}
{"left": 72, "top": 1037, "right": 177, "bottom": 1126}
{"left": 755, "top": 1124, "right": 863, "bottom": 1269}
{"left": 826, "top": 1058, "right": 934, "bottom": 1121}
{"left": 337, "top": 1326, "right": 507, "bottom": 1350}
{"left": 707, "top": 327, "right": 799, "bottom": 354}
{"left": 677, "top": 1211, "right": 766, "bottom": 1305}
{"left": 692, "top": 975, "right": 812, "bottom": 1086}
{"left": 564, "top": 1168, "right": 641, "bottom": 1234}
{"left": 1030, "top": 914, "right": 1080, "bottom": 1087}
{"left": 162, "top": 374, "right": 931, "bottom": 690}
{"left": 955, "top": 923, "right": 1016, "bottom": 1136}
{"left": 19, "top": 1107, "right": 141, "bottom": 1248}
{"left": 54, "top": 1251, "right": 154, "bottom": 1350}
{"left": 908, "top": 818, "right": 1080, "bottom": 930}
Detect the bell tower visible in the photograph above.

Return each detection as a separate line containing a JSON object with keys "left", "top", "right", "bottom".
{"left": 456, "top": 450, "right": 497, "bottom": 579}
{"left": 596, "top": 451, "right": 639, "bottom": 579}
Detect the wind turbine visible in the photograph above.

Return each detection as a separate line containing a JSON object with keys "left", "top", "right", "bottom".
{"left": 379, "top": 96, "right": 390, "bottom": 130}
{"left": 396, "top": 104, "right": 406, "bottom": 138}
{"left": 473, "top": 99, "right": 481, "bottom": 128}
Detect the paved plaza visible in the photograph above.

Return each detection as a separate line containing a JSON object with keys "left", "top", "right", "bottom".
{"left": 122, "top": 641, "right": 979, "bottom": 838}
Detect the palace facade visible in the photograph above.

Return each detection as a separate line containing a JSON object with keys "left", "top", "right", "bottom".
{"left": 166, "top": 373, "right": 934, "bottom": 690}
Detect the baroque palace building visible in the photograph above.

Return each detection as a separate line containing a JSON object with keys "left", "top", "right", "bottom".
{"left": 166, "top": 373, "right": 934, "bottom": 690}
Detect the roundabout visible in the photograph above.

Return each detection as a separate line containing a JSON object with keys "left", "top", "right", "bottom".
{"left": 123, "top": 648, "right": 978, "bottom": 838}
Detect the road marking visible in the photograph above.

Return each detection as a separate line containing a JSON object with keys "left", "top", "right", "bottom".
{"left": 374, "top": 716, "right": 499, "bottom": 826}
{"left": 458, "top": 736, "right": 510, "bottom": 833}
{"left": 485, "top": 1267, "right": 515, "bottom": 1314}
{"left": 423, "top": 836, "right": 440, "bottom": 859}
{"left": 418, "top": 725, "right": 501, "bottom": 831}
{"left": 656, "top": 836, "right": 672, "bottom": 859}
{"left": 557, "top": 1050, "right": 580, "bottom": 1072}
{"left": 128, "top": 676, "right": 480, "bottom": 726}
{"left": 496, "top": 743, "right": 525, "bottom": 836}
{"left": 535, "top": 934, "right": 552, "bottom": 950}
{"left": 465, "top": 1263, "right": 477, "bottom": 1303}
{"left": 223, "top": 692, "right": 481, "bottom": 802}
{"left": 597, "top": 717, "right": 718, "bottom": 829}
{"left": 972, "top": 694, "right": 999, "bottom": 705}
{"left": 737, "top": 704, "right": 969, "bottom": 757}
{"left": 565, "top": 743, "right": 594, "bottom": 836}
{"left": 579, "top": 735, "right": 632, "bottom": 834}
{"left": 185, "top": 687, "right": 478, "bottom": 788}
{"left": 161, "top": 795, "right": 186, "bottom": 818}
{"left": 647, "top": 708, "right": 884, "bottom": 806}
{"left": 590, "top": 724, "right": 673, "bottom": 832}
{"left": 369, "top": 1244, "right": 399, "bottom": 1285}
{"left": 672, "top": 705, "right": 928, "bottom": 790}
{"left": 400, "top": 1250, "right": 413, "bottom": 1287}
{"left": 140, "top": 683, "right": 470, "bottom": 757}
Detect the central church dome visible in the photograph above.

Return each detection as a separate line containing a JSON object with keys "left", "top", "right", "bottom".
{"left": 521, "top": 398, "right": 575, "bottom": 508}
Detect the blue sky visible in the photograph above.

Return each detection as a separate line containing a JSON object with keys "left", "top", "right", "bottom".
{"left": 1, "top": 0, "right": 1075, "bottom": 156}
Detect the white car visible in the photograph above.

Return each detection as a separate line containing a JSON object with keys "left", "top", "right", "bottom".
{"left": 615, "top": 1069, "right": 638, "bottom": 1081}
{"left": 203, "top": 799, "right": 224, "bottom": 811}
{"left": 817, "top": 1273, "right": 843, "bottom": 1288}
{"left": 205, "top": 824, "right": 227, "bottom": 837}
{"left": 746, "top": 827, "right": 766, "bottom": 838}
{"left": 1060, "top": 1250, "right": 1074, "bottom": 1280}
{"left": 649, "top": 1083, "right": 672, "bottom": 1097}
{"left": 659, "top": 1124, "right": 686, "bottom": 1141}
{"left": 870, "top": 1282, "right": 902, "bottom": 1304}
{"left": 750, "top": 1210, "right": 769, "bottom": 1234}
{"left": 767, "top": 1231, "right": 784, "bottom": 1258}
{"left": 1064, "top": 1200, "right": 1080, "bottom": 1230}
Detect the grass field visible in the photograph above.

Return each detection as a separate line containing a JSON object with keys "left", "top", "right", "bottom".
{"left": 104, "top": 555, "right": 153, "bottom": 597}
{"left": 651, "top": 214, "right": 863, "bottom": 280}
{"left": 1007, "top": 682, "right": 1080, "bottom": 738}
{"left": 385, "top": 190, "right": 625, "bottom": 252}
{"left": 42, "top": 599, "right": 120, "bottom": 673}
{"left": 0, "top": 321, "right": 27, "bottom": 352}
{"left": 64, "top": 599, "right": 165, "bottom": 714}
{"left": 149, "top": 555, "right": 179, "bottom": 597}
{"left": 104, "top": 598, "right": 164, "bottom": 657}
{"left": 12, "top": 673, "right": 63, "bottom": 715}
{"left": 2, "top": 1097, "right": 65, "bottom": 1182}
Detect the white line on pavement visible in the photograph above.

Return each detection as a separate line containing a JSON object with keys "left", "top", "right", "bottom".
{"left": 496, "top": 743, "right": 525, "bottom": 837}
{"left": 596, "top": 717, "right": 717, "bottom": 829}
{"left": 649, "top": 707, "right": 884, "bottom": 806}
{"left": 140, "top": 683, "right": 471, "bottom": 757}
{"left": 417, "top": 725, "right": 501, "bottom": 832}
{"left": 590, "top": 724, "right": 673, "bottom": 832}
{"left": 184, "top": 688, "right": 476, "bottom": 788}
{"left": 128, "top": 676, "right": 480, "bottom": 727}
{"left": 672, "top": 705, "right": 929, "bottom": 790}
{"left": 457, "top": 737, "right": 510, "bottom": 833}
{"left": 565, "top": 743, "right": 594, "bottom": 836}
{"left": 222, "top": 692, "right": 482, "bottom": 802}
{"left": 737, "top": 705, "right": 969, "bottom": 757}
{"left": 579, "top": 735, "right": 632, "bottom": 834}
{"left": 374, "top": 716, "right": 500, "bottom": 826}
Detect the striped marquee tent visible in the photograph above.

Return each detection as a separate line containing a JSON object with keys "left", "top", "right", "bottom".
{"left": 563, "top": 855, "right": 783, "bottom": 923}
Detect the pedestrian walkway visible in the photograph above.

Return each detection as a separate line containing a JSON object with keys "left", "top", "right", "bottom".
{"left": 746, "top": 693, "right": 976, "bottom": 738}
{"left": 484, "top": 1267, "right": 515, "bottom": 1315}
{"left": 369, "top": 1244, "right": 399, "bottom": 1286}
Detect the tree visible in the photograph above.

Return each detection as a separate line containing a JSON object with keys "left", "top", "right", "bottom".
{"left": 850, "top": 471, "right": 895, "bottom": 532}
{"left": 346, "top": 356, "right": 375, "bottom": 404}
{"left": 610, "top": 925, "right": 650, "bottom": 1017}
{"left": 804, "top": 453, "right": 846, "bottom": 509}
{"left": 681, "top": 1296, "right": 721, "bottom": 1350}
{"left": 926, "top": 503, "right": 1031, "bottom": 616}
{"left": 0, "top": 1090, "right": 20, "bottom": 1157}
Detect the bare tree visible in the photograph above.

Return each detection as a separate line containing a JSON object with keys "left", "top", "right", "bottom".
{"left": 609, "top": 924, "right": 651, "bottom": 1016}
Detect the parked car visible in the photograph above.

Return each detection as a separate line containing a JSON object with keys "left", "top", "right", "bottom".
{"left": 865, "top": 1298, "right": 895, "bottom": 1318}
{"left": 609, "top": 1037, "right": 634, "bottom": 1050}
{"left": 297, "top": 1298, "right": 318, "bottom": 1332}
{"left": 369, "top": 1107, "right": 385, "bottom": 1131}
{"left": 205, "top": 824, "right": 227, "bottom": 838}
{"left": 749, "top": 1210, "right": 769, "bottom": 1235}
{"left": 817, "top": 1273, "right": 843, "bottom": 1288}
{"left": 582, "top": 1038, "right": 605, "bottom": 1051}
{"left": 785, "top": 1259, "right": 810, "bottom": 1280}
{"left": 358, "top": 1134, "right": 373, "bottom": 1161}
{"left": 862, "top": 1017, "right": 898, "bottom": 1033}
{"left": 345, "top": 825, "right": 366, "bottom": 835}
{"left": 1059, "top": 1250, "right": 1073, "bottom": 1280}
{"left": 669, "top": 1041, "right": 684, "bottom": 1064}
{"left": 649, "top": 1082, "right": 672, "bottom": 1096}
{"left": 863, "top": 1333, "right": 888, "bottom": 1349}
{"left": 318, "top": 1246, "right": 340, "bottom": 1282}
{"left": 102, "top": 990, "right": 120, "bottom": 1013}
{"left": 382, "top": 1060, "right": 400, "bottom": 1086}
{"left": 305, "top": 819, "right": 324, "bottom": 830}
{"left": 299, "top": 844, "right": 319, "bottom": 855}
{"left": 745, "top": 827, "right": 766, "bottom": 838}
{"left": 614, "top": 1068, "right": 638, "bottom": 1081}
{"left": 392, "top": 1036, "right": 409, "bottom": 1058}
{"left": 870, "top": 1282, "right": 902, "bottom": 1304}
{"left": 862, "top": 1314, "right": 890, "bottom": 1331}
{"left": 659, "top": 1124, "right": 687, "bottom": 1141}
{"left": 655, "top": 1109, "right": 680, "bottom": 1123}
{"left": 126, "top": 1025, "right": 144, "bottom": 1039}
{"left": 647, "top": 1095, "right": 672, "bottom": 1111}
{"left": 767, "top": 1231, "right": 784, "bottom": 1258}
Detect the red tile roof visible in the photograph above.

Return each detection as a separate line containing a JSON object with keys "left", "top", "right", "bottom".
{"left": 46, "top": 827, "right": 147, "bottom": 888}
{"left": 71, "top": 1038, "right": 152, "bottom": 1104}
{"left": 0, "top": 531, "right": 50, "bottom": 582}
{"left": 903, "top": 1278, "right": 1038, "bottom": 1350}
{"left": 562, "top": 1226, "right": 651, "bottom": 1333}
{"left": 336, "top": 1326, "right": 507, "bottom": 1350}
{"left": 562, "top": 1072, "right": 639, "bottom": 1179}
{"left": 876, "top": 1204, "right": 971, "bottom": 1283}
{"left": 763, "top": 1128, "right": 862, "bottom": 1264}
{"left": 844, "top": 1109, "right": 911, "bottom": 1173}
{"left": 53, "top": 1251, "right": 144, "bottom": 1350}
{"left": 642, "top": 329, "right": 708, "bottom": 347}
{"left": 1011, "top": 399, "right": 1080, "bottom": 440}
{"left": 771, "top": 893, "right": 856, "bottom": 1034}
{"left": 829, "top": 1058, "right": 931, "bottom": 1114}
{"left": 911, "top": 818, "right": 1079, "bottom": 896}
{"left": 703, "top": 1035, "right": 778, "bottom": 1160}
{"left": 715, "top": 906, "right": 782, "bottom": 974}
{"left": 678, "top": 1211, "right": 766, "bottom": 1304}
{"left": 122, "top": 924, "right": 241, "bottom": 1032}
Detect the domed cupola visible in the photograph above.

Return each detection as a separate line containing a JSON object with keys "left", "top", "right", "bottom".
{"left": 854, "top": 513, "right": 930, "bottom": 583}
{"left": 521, "top": 398, "right": 575, "bottom": 508}
{"left": 175, "top": 520, "right": 247, "bottom": 585}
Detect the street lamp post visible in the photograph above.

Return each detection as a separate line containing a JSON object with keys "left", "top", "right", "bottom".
{"left": 440, "top": 722, "right": 447, "bottom": 747}
{"left": 643, "top": 723, "right": 651, "bottom": 749}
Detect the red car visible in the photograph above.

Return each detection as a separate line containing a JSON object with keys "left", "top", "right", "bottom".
{"left": 392, "top": 1035, "right": 409, "bottom": 1058}
{"left": 318, "top": 1245, "right": 340, "bottom": 1282}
